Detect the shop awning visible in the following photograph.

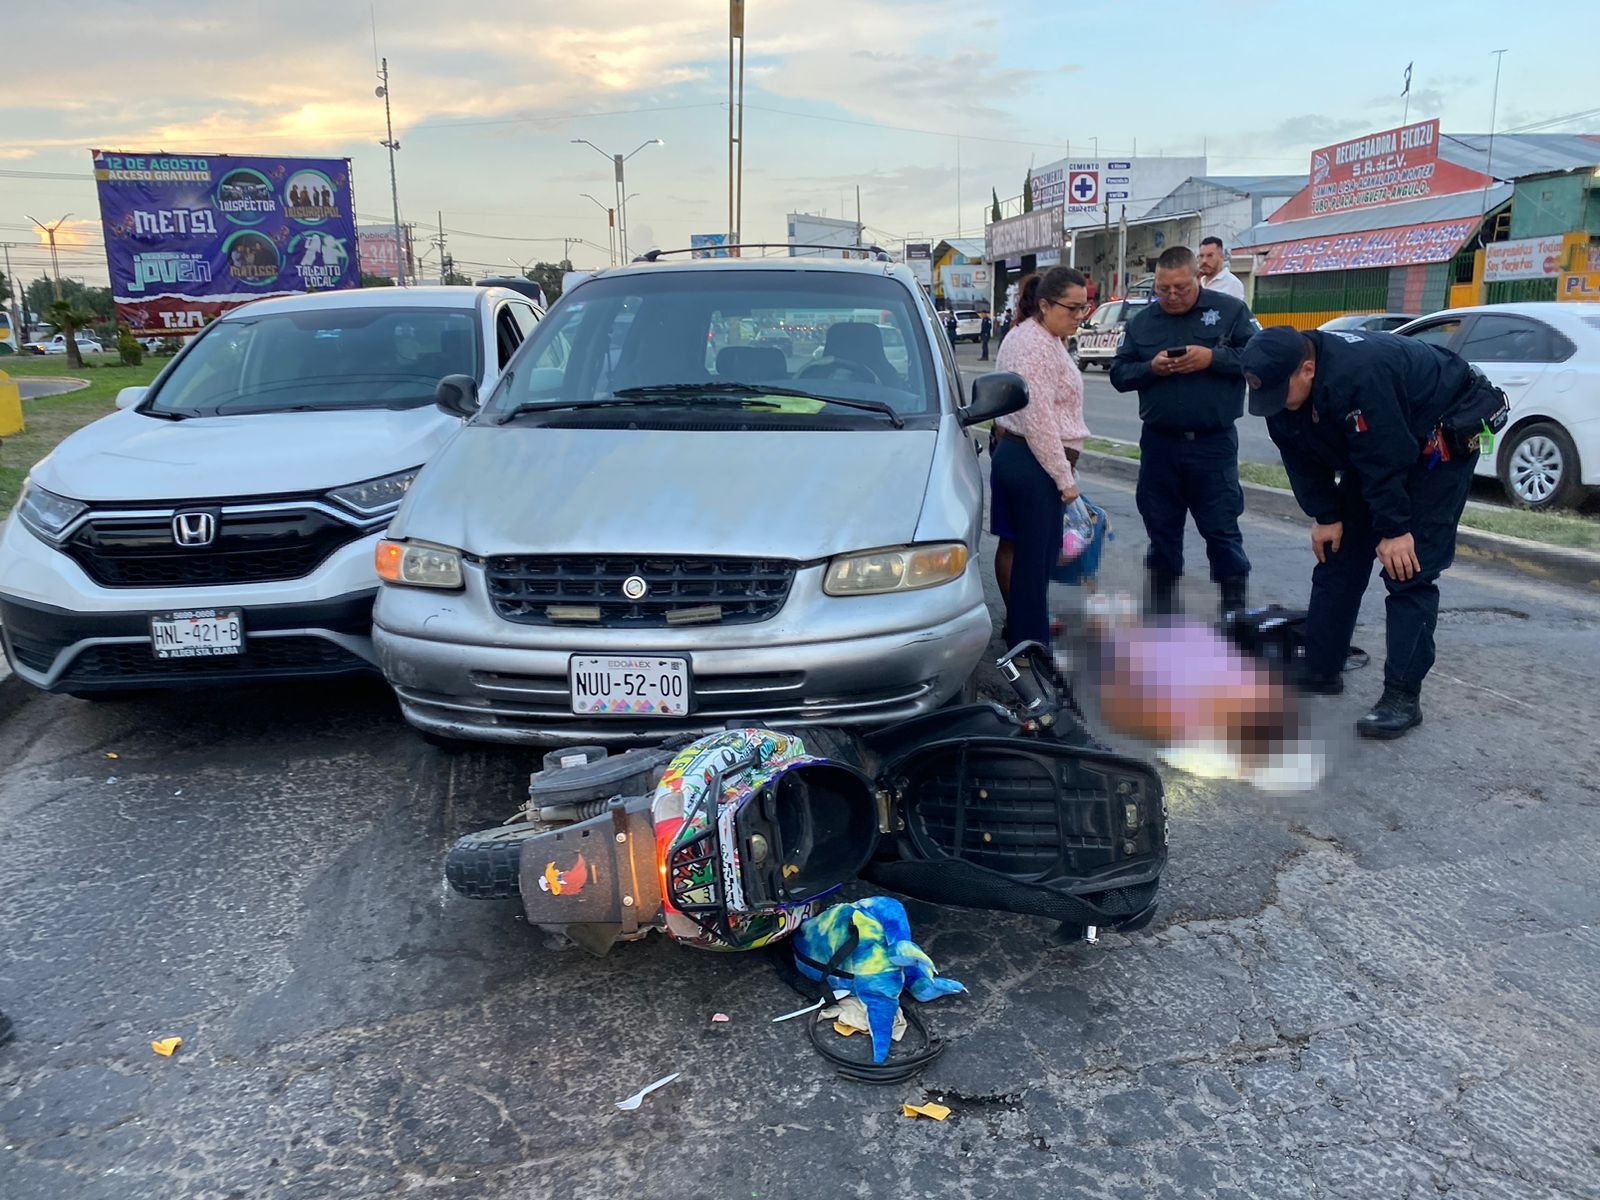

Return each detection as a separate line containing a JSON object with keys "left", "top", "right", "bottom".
{"left": 1257, "top": 216, "right": 1483, "bottom": 276}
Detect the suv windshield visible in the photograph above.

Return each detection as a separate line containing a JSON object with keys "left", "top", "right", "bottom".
{"left": 484, "top": 269, "right": 938, "bottom": 424}
{"left": 146, "top": 305, "right": 482, "bottom": 418}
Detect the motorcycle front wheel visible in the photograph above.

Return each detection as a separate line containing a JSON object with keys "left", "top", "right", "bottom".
{"left": 444, "top": 823, "right": 544, "bottom": 899}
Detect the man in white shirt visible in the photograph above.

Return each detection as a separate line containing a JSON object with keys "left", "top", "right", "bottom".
{"left": 1198, "top": 237, "right": 1246, "bottom": 302}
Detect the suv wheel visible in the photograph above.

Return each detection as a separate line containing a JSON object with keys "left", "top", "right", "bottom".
{"left": 1501, "top": 422, "right": 1586, "bottom": 511}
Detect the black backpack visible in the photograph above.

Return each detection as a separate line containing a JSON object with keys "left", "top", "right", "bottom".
{"left": 1222, "top": 605, "right": 1367, "bottom": 683}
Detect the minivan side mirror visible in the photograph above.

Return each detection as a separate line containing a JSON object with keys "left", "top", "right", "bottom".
{"left": 115, "top": 386, "right": 147, "bottom": 410}
{"left": 436, "top": 374, "right": 480, "bottom": 419}
{"left": 959, "top": 371, "right": 1028, "bottom": 428}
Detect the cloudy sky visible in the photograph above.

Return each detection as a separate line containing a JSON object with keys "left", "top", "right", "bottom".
{"left": 1, "top": 0, "right": 1590, "bottom": 285}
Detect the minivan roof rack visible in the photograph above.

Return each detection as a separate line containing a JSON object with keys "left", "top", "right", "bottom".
{"left": 632, "top": 243, "right": 893, "bottom": 263}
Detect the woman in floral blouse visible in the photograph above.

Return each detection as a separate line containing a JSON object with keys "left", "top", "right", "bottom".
{"left": 990, "top": 266, "right": 1092, "bottom": 648}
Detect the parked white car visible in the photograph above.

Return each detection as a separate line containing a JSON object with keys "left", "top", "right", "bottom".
{"left": 32, "top": 332, "right": 103, "bottom": 356}
{"left": 0, "top": 286, "right": 540, "bottom": 696}
{"left": 1396, "top": 302, "right": 1600, "bottom": 509}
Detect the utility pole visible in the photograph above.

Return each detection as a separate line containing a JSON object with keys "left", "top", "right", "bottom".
{"left": 1, "top": 242, "right": 22, "bottom": 337}
{"left": 375, "top": 57, "right": 406, "bottom": 286}
{"left": 1473, "top": 48, "right": 1509, "bottom": 260}
{"left": 955, "top": 135, "right": 962, "bottom": 238}
{"left": 26, "top": 214, "right": 71, "bottom": 300}
{"left": 729, "top": 0, "right": 746, "bottom": 249}
{"left": 434, "top": 211, "right": 447, "bottom": 284}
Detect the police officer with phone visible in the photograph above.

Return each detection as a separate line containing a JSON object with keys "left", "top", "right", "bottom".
{"left": 1111, "top": 245, "right": 1261, "bottom": 617}
{"left": 1241, "top": 324, "right": 1507, "bottom": 739}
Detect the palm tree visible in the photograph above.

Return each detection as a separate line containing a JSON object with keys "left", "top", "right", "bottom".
{"left": 46, "top": 299, "right": 95, "bottom": 369}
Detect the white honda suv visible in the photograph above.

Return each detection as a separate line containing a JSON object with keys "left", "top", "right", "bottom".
{"left": 0, "top": 286, "right": 539, "bottom": 696}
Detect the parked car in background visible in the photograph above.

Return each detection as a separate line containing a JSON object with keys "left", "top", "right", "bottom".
{"left": 1072, "top": 296, "right": 1155, "bottom": 370}
{"left": 0, "top": 286, "right": 539, "bottom": 696}
{"left": 30, "top": 332, "right": 104, "bottom": 356}
{"left": 1318, "top": 312, "right": 1419, "bottom": 333}
{"left": 1395, "top": 301, "right": 1600, "bottom": 509}
{"left": 372, "top": 254, "right": 1026, "bottom": 746}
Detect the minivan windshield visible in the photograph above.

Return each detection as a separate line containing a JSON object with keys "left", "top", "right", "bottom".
{"left": 146, "top": 305, "right": 482, "bottom": 418}
{"left": 483, "top": 269, "right": 939, "bottom": 426}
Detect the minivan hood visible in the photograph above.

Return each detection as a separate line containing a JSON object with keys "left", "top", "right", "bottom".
{"left": 394, "top": 426, "right": 938, "bottom": 559}
{"left": 32, "top": 406, "right": 462, "bottom": 503}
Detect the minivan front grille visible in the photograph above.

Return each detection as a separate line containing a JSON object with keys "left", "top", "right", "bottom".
{"left": 484, "top": 555, "right": 796, "bottom": 627}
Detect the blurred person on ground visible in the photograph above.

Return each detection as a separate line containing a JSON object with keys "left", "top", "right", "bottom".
{"left": 1197, "top": 236, "right": 1246, "bottom": 302}
{"left": 1110, "top": 245, "right": 1260, "bottom": 619}
{"left": 989, "top": 267, "right": 1092, "bottom": 650}
{"left": 1243, "top": 324, "right": 1495, "bottom": 740}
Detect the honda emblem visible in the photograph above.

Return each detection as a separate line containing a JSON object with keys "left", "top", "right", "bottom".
{"left": 172, "top": 511, "right": 216, "bottom": 548}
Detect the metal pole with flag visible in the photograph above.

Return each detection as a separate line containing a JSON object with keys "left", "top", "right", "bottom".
{"left": 1402, "top": 61, "right": 1412, "bottom": 126}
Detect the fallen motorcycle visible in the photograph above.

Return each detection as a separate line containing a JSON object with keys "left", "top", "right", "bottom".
{"left": 444, "top": 643, "right": 1167, "bottom": 955}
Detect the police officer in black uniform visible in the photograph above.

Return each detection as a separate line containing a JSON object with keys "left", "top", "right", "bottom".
{"left": 1111, "top": 245, "right": 1260, "bottom": 617}
{"left": 1241, "top": 324, "right": 1502, "bottom": 739}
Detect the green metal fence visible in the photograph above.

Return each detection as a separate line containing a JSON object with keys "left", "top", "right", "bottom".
{"left": 1252, "top": 268, "right": 1391, "bottom": 315}
{"left": 1486, "top": 278, "right": 1559, "bottom": 304}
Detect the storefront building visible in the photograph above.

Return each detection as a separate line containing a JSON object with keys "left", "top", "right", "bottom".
{"left": 1233, "top": 122, "right": 1600, "bottom": 328}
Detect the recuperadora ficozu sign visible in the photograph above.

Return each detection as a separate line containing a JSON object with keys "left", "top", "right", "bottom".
{"left": 984, "top": 205, "right": 1064, "bottom": 264}
{"left": 91, "top": 150, "right": 360, "bottom": 338}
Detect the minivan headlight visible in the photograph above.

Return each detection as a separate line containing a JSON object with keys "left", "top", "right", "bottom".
{"left": 376, "top": 539, "right": 464, "bottom": 589}
{"left": 329, "top": 468, "right": 421, "bottom": 518}
{"left": 16, "top": 481, "right": 88, "bottom": 544}
{"left": 823, "top": 543, "right": 969, "bottom": 596}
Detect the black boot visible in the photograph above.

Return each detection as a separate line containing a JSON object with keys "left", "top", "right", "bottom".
{"left": 1146, "top": 570, "right": 1180, "bottom": 617}
{"left": 1218, "top": 576, "right": 1248, "bottom": 619}
{"left": 1356, "top": 686, "right": 1422, "bottom": 740}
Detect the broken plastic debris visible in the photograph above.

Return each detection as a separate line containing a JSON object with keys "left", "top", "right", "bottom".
{"left": 902, "top": 1102, "right": 951, "bottom": 1121}
{"left": 615, "top": 1071, "right": 680, "bottom": 1111}
{"left": 151, "top": 1036, "right": 182, "bottom": 1057}
{"left": 711, "top": 1013, "right": 730, "bottom": 1023}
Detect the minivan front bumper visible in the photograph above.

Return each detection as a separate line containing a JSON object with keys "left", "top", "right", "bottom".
{"left": 374, "top": 564, "right": 993, "bottom": 745}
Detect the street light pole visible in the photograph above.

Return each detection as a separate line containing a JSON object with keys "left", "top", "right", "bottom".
{"left": 573, "top": 138, "right": 661, "bottom": 264}
{"left": 376, "top": 57, "right": 406, "bottom": 286}
{"left": 580, "top": 193, "right": 617, "bottom": 265}
{"left": 25, "top": 213, "right": 71, "bottom": 300}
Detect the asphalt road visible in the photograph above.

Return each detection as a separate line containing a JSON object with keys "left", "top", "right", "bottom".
{"left": 3, "top": 463, "right": 1600, "bottom": 1198}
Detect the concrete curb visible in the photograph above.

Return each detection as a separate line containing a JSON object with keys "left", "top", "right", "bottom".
{"left": 1080, "top": 448, "right": 1600, "bottom": 594}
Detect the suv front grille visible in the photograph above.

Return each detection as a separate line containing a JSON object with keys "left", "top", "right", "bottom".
{"left": 484, "top": 555, "right": 796, "bottom": 627}
{"left": 65, "top": 508, "right": 369, "bottom": 588}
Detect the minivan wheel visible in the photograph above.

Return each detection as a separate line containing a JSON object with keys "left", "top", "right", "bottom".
{"left": 1501, "top": 422, "right": 1585, "bottom": 511}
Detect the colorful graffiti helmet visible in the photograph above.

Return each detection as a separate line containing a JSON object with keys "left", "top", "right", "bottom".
{"left": 651, "top": 729, "right": 877, "bottom": 951}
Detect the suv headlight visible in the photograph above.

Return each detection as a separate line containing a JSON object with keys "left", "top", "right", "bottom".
{"left": 16, "top": 481, "right": 88, "bottom": 544}
{"left": 328, "top": 468, "right": 421, "bottom": 518}
{"left": 375, "top": 539, "right": 464, "bottom": 589}
{"left": 823, "top": 543, "right": 969, "bottom": 596}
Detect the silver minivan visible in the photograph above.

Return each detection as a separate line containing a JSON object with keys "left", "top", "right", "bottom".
{"left": 372, "top": 255, "right": 1025, "bottom": 745}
